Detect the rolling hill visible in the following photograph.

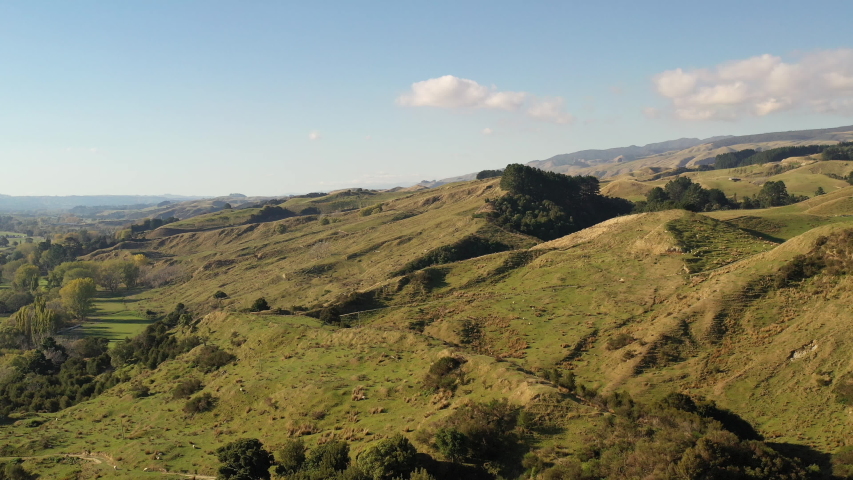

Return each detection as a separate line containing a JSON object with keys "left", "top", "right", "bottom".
{"left": 2, "top": 169, "right": 853, "bottom": 478}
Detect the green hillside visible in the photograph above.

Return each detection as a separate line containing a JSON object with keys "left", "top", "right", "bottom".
{"left": 2, "top": 173, "right": 853, "bottom": 479}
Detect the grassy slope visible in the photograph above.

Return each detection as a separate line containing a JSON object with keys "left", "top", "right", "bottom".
{"left": 4, "top": 177, "right": 853, "bottom": 476}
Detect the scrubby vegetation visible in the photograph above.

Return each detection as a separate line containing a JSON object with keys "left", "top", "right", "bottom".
{"left": 488, "top": 164, "right": 633, "bottom": 240}
{"left": 715, "top": 144, "right": 827, "bottom": 169}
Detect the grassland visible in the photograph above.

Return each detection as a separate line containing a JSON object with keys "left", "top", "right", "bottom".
{"left": 3, "top": 175, "right": 853, "bottom": 477}
{"left": 63, "top": 291, "right": 154, "bottom": 343}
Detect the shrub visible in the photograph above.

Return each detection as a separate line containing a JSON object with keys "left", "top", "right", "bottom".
{"left": 193, "top": 345, "right": 235, "bottom": 373}
{"left": 213, "top": 290, "right": 228, "bottom": 299}
{"left": 439, "top": 399, "right": 519, "bottom": 462}
{"left": 216, "top": 438, "right": 274, "bottom": 480}
{"left": 184, "top": 392, "right": 217, "bottom": 414}
{"left": 128, "top": 384, "right": 150, "bottom": 399}
{"left": 434, "top": 427, "right": 467, "bottom": 462}
{"left": 424, "top": 357, "right": 463, "bottom": 392}
{"left": 605, "top": 333, "right": 634, "bottom": 351}
{"left": 250, "top": 297, "right": 270, "bottom": 312}
{"left": 356, "top": 434, "right": 418, "bottom": 480}
{"left": 172, "top": 378, "right": 203, "bottom": 400}
{"left": 304, "top": 440, "right": 350, "bottom": 472}
{"left": 275, "top": 439, "right": 306, "bottom": 476}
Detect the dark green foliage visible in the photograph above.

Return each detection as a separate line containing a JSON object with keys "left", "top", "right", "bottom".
{"left": 247, "top": 205, "right": 296, "bottom": 224}
{"left": 552, "top": 390, "right": 812, "bottom": 480}
{"left": 128, "top": 383, "right": 150, "bottom": 398}
{"left": 756, "top": 180, "right": 799, "bottom": 207}
{"left": 715, "top": 145, "right": 827, "bottom": 169}
{"left": 394, "top": 235, "right": 511, "bottom": 275}
{"left": 0, "top": 461, "right": 37, "bottom": 480}
{"left": 657, "top": 393, "right": 762, "bottom": 441}
{"left": 458, "top": 319, "right": 482, "bottom": 345}
{"left": 129, "top": 216, "right": 178, "bottom": 234}
{"left": 275, "top": 439, "right": 307, "bottom": 476}
{"left": 635, "top": 177, "right": 735, "bottom": 212}
{"left": 424, "top": 357, "right": 463, "bottom": 392}
{"left": 193, "top": 345, "right": 236, "bottom": 373}
{"left": 172, "top": 378, "right": 203, "bottom": 400}
{"left": 305, "top": 440, "right": 350, "bottom": 472}
{"left": 0, "top": 291, "right": 33, "bottom": 314}
{"left": 184, "top": 392, "right": 217, "bottom": 414}
{"left": 489, "top": 164, "right": 633, "bottom": 241}
{"left": 250, "top": 297, "right": 270, "bottom": 312}
{"left": 110, "top": 306, "right": 201, "bottom": 369}
{"left": 821, "top": 141, "right": 853, "bottom": 161}
{"left": 213, "top": 290, "right": 228, "bottom": 299}
{"left": 476, "top": 169, "right": 504, "bottom": 180}
{"left": 356, "top": 434, "right": 418, "bottom": 480}
{"left": 319, "top": 306, "right": 342, "bottom": 325}
{"left": 215, "top": 438, "right": 274, "bottom": 480}
{"left": 434, "top": 427, "right": 467, "bottom": 462}
{"left": 0, "top": 337, "right": 117, "bottom": 416}
{"left": 439, "top": 399, "right": 519, "bottom": 463}
{"left": 714, "top": 149, "right": 757, "bottom": 169}
{"left": 605, "top": 333, "right": 634, "bottom": 351}
{"left": 773, "top": 231, "right": 853, "bottom": 291}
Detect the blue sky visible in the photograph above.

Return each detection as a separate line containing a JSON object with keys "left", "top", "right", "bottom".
{"left": 2, "top": 1, "right": 853, "bottom": 196}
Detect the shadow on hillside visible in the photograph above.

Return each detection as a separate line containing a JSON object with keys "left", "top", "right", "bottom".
{"left": 768, "top": 442, "right": 833, "bottom": 474}
{"left": 736, "top": 226, "right": 785, "bottom": 244}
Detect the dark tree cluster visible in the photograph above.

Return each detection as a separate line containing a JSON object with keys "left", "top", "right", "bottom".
{"left": 741, "top": 180, "right": 809, "bottom": 209}
{"left": 0, "top": 304, "right": 201, "bottom": 418}
{"left": 129, "top": 216, "right": 178, "bottom": 234}
{"left": 714, "top": 145, "right": 827, "bottom": 169}
{"left": 247, "top": 205, "right": 296, "bottom": 224}
{"left": 488, "top": 164, "right": 633, "bottom": 241}
{"left": 822, "top": 141, "right": 853, "bottom": 161}
{"left": 476, "top": 169, "right": 504, "bottom": 180}
{"left": 394, "top": 235, "right": 511, "bottom": 275}
{"left": 0, "top": 337, "right": 115, "bottom": 416}
{"left": 109, "top": 303, "right": 201, "bottom": 370}
{"left": 637, "top": 177, "right": 808, "bottom": 213}
{"left": 634, "top": 177, "right": 735, "bottom": 213}
{"left": 217, "top": 435, "right": 423, "bottom": 480}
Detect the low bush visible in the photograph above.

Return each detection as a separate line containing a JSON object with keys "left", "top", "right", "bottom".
{"left": 193, "top": 345, "right": 235, "bottom": 373}
{"left": 184, "top": 392, "right": 217, "bottom": 414}
{"left": 172, "top": 378, "right": 203, "bottom": 400}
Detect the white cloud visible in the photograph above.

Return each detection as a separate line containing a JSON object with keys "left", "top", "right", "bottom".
{"left": 652, "top": 49, "right": 853, "bottom": 120}
{"left": 642, "top": 107, "right": 661, "bottom": 119}
{"left": 482, "top": 127, "right": 493, "bottom": 135}
{"left": 526, "top": 97, "right": 574, "bottom": 124}
{"left": 308, "top": 131, "right": 321, "bottom": 141}
{"left": 365, "top": 135, "right": 372, "bottom": 140}
{"left": 397, "top": 75, "right": 574, "bottom": 124}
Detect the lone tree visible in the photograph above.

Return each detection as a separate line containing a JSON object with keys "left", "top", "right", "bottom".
{"left": 357, "top": 434, "right": 418, "bottom": 480}
{"left": 250, "top": 297, "right": 270, "bottom": 312}
{"left": 13, "top": 264, "right": 40, "bottom": 291}
{"left": 60, "top": 277, "right": 97, "bottom": 320}
{"left": 215, "top": 438, "right": 274, "bottom": 480}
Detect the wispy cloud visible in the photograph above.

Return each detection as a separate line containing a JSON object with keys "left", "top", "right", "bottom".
{"left": 308, "top": 131, "right": 322, "bottom": 141}
{"left": 397, "top": 75, "right": 574, "bottom": 124}
{"left": 651, "top": 49, "right": 853, "bottom": 120}
{"left": 482, "top": 127, "right": 493, "bottom": 135}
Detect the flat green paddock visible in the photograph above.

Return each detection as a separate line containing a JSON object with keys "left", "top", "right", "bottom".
{"left": 66, "top": 291, "right": 154, "bottom": 343}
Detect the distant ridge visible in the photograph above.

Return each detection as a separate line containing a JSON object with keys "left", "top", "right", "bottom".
{"left": 420, "top": 124, "right": 853, "bottom": 188}
{"left": 527, "top": 136, "right": 732, "bottom": 171}
{"left": 0, "top": 194, "right": 205, "bottom": 212}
